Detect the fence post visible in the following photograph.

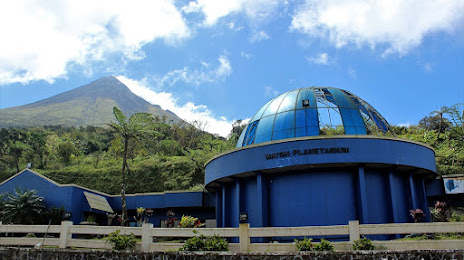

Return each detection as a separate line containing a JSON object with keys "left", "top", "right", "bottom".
{"left": 239, "top": 223, "right": 250, "bottom": 252}
{"left": 59, "top": 221, "right": 73, "bottom": 248}
{"left": 349, "top": 220, "right": 360, "bottom": 243}
{"left": 141, "top": 222, "right": 154, "bottom": 252}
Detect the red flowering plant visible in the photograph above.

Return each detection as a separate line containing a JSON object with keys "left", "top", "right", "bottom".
{"left": 409, "top": 209, "right": 425, "bottom": 223}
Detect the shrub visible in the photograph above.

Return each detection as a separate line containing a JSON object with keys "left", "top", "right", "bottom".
{"left": 180, "top": 234, "right": 228, "bottom": 251}
{"left": 105, "top": 230, "right": 136, "bottom": 251}
{"left": 179, "top": 215, "right": 204, "bottom": 228}
{"left": 352, "top": 236, "right": 375, "bottom": 250}
{"left": 431, "top": 201, "right": 449, "bottom": 222}
{"left": 313, "top": 238, "right": 334, "bottom": 251}
{"left": 449, "top": 212, "right": 464, "bottom": 222}
{"left": 294, "top": 237, "right": 313, "bottom": 251}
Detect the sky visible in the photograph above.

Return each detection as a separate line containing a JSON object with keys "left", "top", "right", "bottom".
{"left": 0, "top": 0, "right": 463, "bottom": 137}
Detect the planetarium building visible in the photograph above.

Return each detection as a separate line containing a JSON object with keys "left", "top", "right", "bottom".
{"left": 205, "top": 87, "right": 437, "bottom": 229}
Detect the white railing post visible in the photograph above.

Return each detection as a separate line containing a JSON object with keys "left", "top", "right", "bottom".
{"left": 141, "top": 223, "right": 154, "bottom": 252}
{"left": 59, "top": 221, "right": 73, "bottom": 248}
{"left": 239, "top": 223, "right": 250, "bottom": 252}
{"left": 349, "top": 220, "right": 360, "bottom": 243}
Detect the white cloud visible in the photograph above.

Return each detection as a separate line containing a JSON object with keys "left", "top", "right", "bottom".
{"left": 306, "top": 53, "right": 330, "bottom": 65}
{"left": 250, "top": 31, "right": 271, "bottom": 42}
{"left": 155, "top": 54, "right": 232, "bottom": 86}
{"left": 265, "top": 86, "right": 279, "bottom": 97}
{"left": 423, "top": 63, "right": 433, "bottom": 73}
{"left": 241, "top": 52, "right": 253, "bottom": 59}
{"left": 348, "top": 68, "right": 357, "bottom": 79}
{"left": 228, "top": 22, "right": 244, "bottom": 31}
{"left": 397, "top": 123, "right": 411, "bottom": 127}
{"left": 0, "top": 0, "right": 190, "bottom": 84}
{"left": 291, "top": 0, "right": 464, "bottom": 55}
{"left": 116, "top": 76, "right": 234, "bottom": 137}
{"left": 182, "top": 0, "right": 280, "bottom": 26}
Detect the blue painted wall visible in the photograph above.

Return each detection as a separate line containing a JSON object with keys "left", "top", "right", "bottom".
{"left": 0, "top": 170, "right": 102, "bottom": 223}
{"left": 0, "top": 170, "right": 215, "bottom": 226}
{"left": 268, "top": 170, "right": 357, "bottom": 227}
{"left": 365, "top": 170, "right": 390, "bottom": 224}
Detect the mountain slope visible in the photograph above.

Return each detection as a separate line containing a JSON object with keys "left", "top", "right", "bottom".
{"left": 0, "top": 76, "right": 181, "bottom": 128}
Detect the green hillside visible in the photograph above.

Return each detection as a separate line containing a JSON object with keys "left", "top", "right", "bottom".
{"left": 0, "top": 121, "right": 239, "bottom": 194}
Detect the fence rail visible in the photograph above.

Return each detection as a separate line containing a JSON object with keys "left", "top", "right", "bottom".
{"left": 0, "top": 220, "right": 463, "bottom": 252}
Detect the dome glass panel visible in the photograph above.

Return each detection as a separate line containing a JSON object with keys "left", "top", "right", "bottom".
{"left": 236, "top": 87, "right": 393, "bottom": 148}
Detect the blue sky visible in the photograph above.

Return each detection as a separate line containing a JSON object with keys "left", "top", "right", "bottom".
{"left": 0, "top": 0, "right": 463, "bottom": 136}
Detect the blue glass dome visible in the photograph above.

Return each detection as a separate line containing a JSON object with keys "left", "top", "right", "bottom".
{"left": 237, "top": 87, "right": 392, "bottom": 148}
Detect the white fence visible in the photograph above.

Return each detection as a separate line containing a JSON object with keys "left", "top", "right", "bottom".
{"left": 0, "top": 220, "right": 463, "bottom": 252}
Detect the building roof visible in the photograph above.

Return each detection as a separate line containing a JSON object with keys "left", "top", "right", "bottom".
{"left": 237, "top": 87, "right": 393, "bottom": 147}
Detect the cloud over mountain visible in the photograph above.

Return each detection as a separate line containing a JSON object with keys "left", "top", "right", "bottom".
{"left": 117, "top": 76, "right": 234, "bottom": 137}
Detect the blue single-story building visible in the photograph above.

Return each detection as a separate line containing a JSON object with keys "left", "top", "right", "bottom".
{"left": 0, "top": 169, "right": 215, "bottom": 226}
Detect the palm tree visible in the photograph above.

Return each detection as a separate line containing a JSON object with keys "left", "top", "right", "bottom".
{"left": 1, "top": 188, "right": 45, "bottom": 224}
{"left": 430, "top": 106, "right": 449, "bottom": 140}
{"left": 108, "top": 107, "right": 155, "bottom": 226}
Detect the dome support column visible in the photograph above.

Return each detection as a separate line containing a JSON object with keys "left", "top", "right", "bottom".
{"left": 356, "top": 166, "right": 369, "bottom": 223}
{"left": 409, "top": 174, "right": 419, "bottom": 210}
{"left": 256, "top": 172, "right": 268, "bottom": 228}
{"left": 420, "top": 178, "right": 431, "bottom": 222}
{"left": 222, "top": 185, "right": 227, "bottom": 227}
{"left": 388, "top": 169, "right": 399, "bottom": 223}
{"left": 215, "top": 189, "right": 223, "bottom": 227}
{"left": 234, "top": 180, "right": 241, "bottom": 227}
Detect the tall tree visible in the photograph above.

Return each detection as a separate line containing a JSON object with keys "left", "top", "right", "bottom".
{"left": 444, "top": 103, "right": 464, "bottom": 141}
{"left": 430, "top": 106, "right": 449, "bottom": 140}
{"left": 108, "top": 107, "right": 155, "bottom": 226}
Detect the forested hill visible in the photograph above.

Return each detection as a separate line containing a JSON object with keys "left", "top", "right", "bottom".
{"left": 0, "top": 121, "right": 240, "bottom": 195}
{"left": 0, "top": 76, "right": 181, "bottom": 128}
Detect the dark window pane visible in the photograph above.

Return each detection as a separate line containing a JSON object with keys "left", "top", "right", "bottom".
{"left": 273, "top": 111, "right": 295, "bottom": 140}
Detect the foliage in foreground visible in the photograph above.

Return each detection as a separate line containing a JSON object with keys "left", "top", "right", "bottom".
{"left": 105, "top": 230, "right": 136, "bottom": 251}
{"left": 0, "top": 188, "right": 45, "bottom": 224}
{"left": 179, "top": 215, "right": 205, "bottom": 228}
{"left": 295, "top": 237, "right": 334, "bottom": 251}
{"left": 352, "top": 237, "right": 376, "bottom": 250}
{"left": 295, "top": 237, "right": 313, "bottom": 251}
{"left": 313, "top": 238, "right": 335, "bottom": 251}
{"left": 180, "top": 233, "right": 228, "bottom": 251}
{"left": 0, "top": 188, "right": 66, "bottom": 224}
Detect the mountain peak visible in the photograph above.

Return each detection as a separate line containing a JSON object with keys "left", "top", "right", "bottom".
{"left": 0, "top": 76, "right": 181, "bottom": 128}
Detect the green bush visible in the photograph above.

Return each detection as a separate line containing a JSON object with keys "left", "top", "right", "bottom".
{"left": 180, "top": 234, "right": 228, "bottom": 251}
{"left": 313, "top": 238, "right": 334, "bottom": 251}
{"left": 352, "top": 236, "right": 376, "bottom": 250}
{"left": 105, "top": 230, "right": 136, "bottom": 251}
{"left": 295, "top": 237, "right": 313, "bottom": 251}
{"left": 449, "top": 212, "right": 464, "bottom": 222}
